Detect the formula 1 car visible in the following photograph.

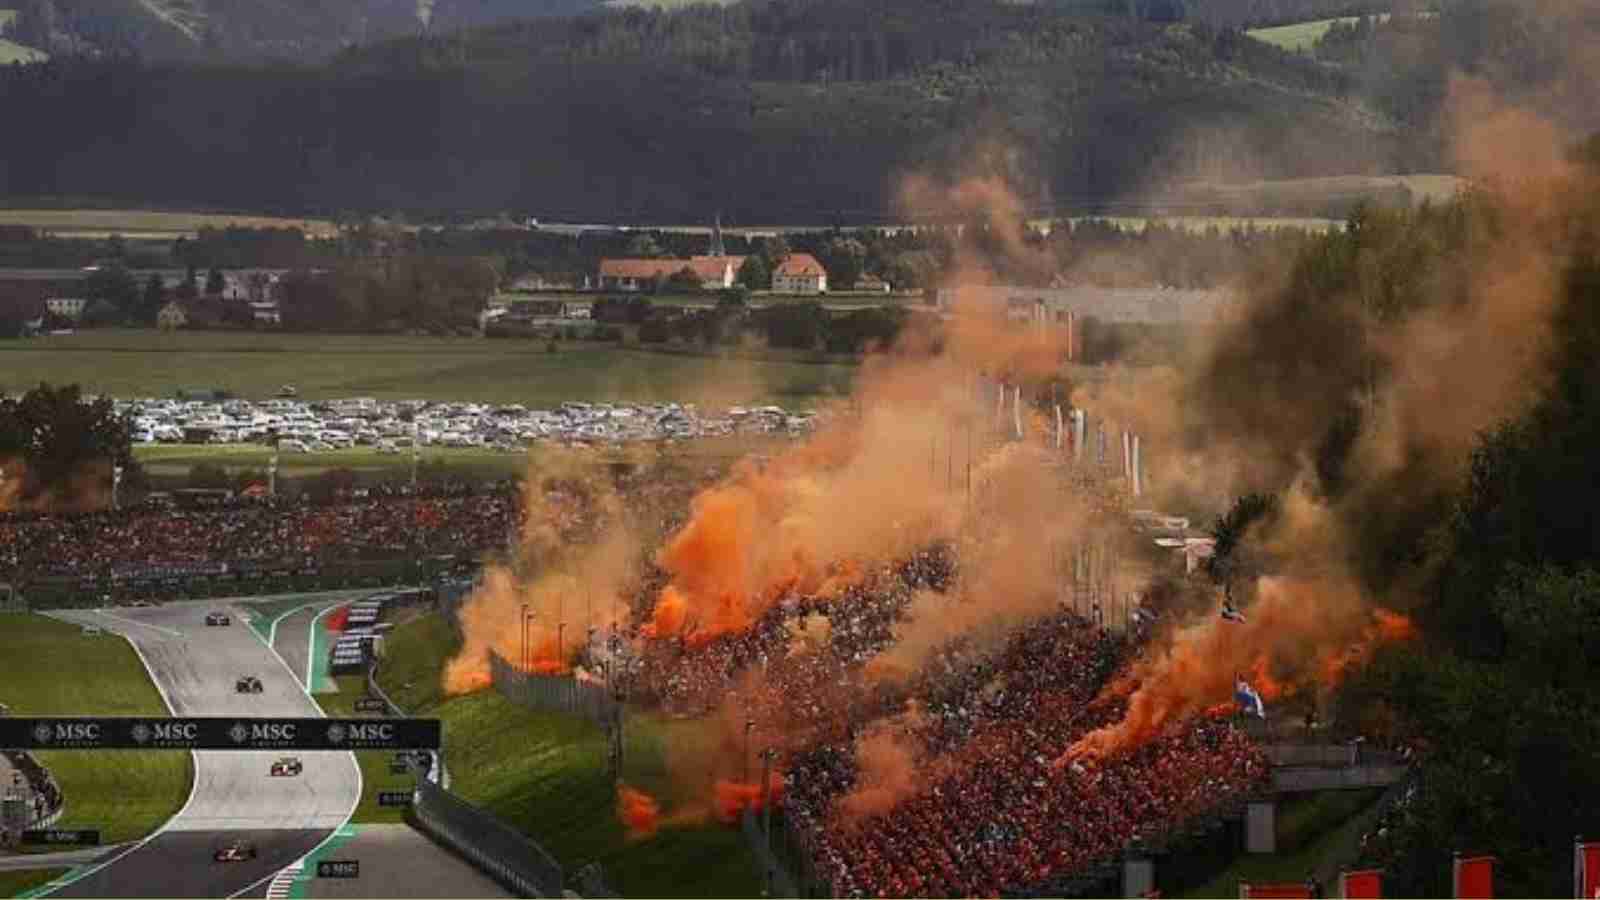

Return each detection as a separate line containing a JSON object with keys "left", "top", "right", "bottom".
{"left": 205, "top": 611, "right": 231, "bottom": 626}
{"left": 214, "top": 840, "right": 257, "bottom": 862}
{"left": 270, "top": 757, "right": 303, "bottom": 777}
{"left": 235, "top": 675, "right": 263, "bottom": 694}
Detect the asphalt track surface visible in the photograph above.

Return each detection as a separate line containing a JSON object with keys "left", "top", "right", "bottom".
{"left": 301, "top": 826, "right": 511, "bottom": 899}
{"left": 41, "top": 600, "right": 362, "bottom": 898}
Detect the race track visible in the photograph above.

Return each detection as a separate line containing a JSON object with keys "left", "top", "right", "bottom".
{"left": 41, "top": 600, "right": 361, "bottom": 898}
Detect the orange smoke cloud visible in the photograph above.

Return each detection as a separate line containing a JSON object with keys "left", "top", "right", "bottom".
{"left": 714, "top": 775, "right": 784, "bottom": 823}
{"left": 617, "top": 784, "right": 662, "bottom": 840}
{"left": 1059, "top": 576, "right": 1412, "bottom": 763}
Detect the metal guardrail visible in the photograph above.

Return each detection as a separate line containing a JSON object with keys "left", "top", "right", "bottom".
{"left": 409, "top": 776, "right": 565, "bottom": 898}
{"left": 741, "top": 807, "right": 799, "bottom": 899}
{"left": 1271, "top": 765, "right": 1409, "bottom": 793}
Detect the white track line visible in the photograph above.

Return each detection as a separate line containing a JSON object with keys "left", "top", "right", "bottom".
{"left": 229, "top": 599, "right": 364, "bottom": 900}
{"left": 34, "top": 623, "right": 200, "bottom": 897}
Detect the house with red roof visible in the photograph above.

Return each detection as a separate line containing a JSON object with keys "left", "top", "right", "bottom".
{"left": 772, "top": 253, "right": 828, "bottom": 294}
{"left": 597, "top": 255, "right": 742, "bottom": 292}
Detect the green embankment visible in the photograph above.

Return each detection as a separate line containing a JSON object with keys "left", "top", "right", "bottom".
{"left": 0, "top": 614, "right": 192, "bottom": 847}
{"left": 0, "top": 330, "right": 855, "bottom": 407}
{"left": 311, "top": 676, "right": 421, "bottom": 825}
{"left": 1180, "top": 789, "right": 1384, "bottom": 898}
{"left": 377, "top": 613, "right": 763, "bottom": 898}
{"left": 0, "top": 868, "right": 69, "bottom": 898}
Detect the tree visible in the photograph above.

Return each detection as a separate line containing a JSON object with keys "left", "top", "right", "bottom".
{"left": 84, "top": 264, "right": 139, "bottom": 314}
{"left": 821, "top": 237, "right": 867, "bottom": 290}
{"left": 177, "top": 267, "right": 199, "bottom": 301}
{"left": 1206, "top": 493, "right": 1278, "bottom": 603}
{"left": 665, "top": 266, "right": 703, "bottom": 293}
{"left": 759, "top": 235, "right": 791, "bottom": 270}
{"left": 0, "top": 383, "right": 138, "bottom": 511}
{"left": 625, "top": 234, "right": 664, "bottom": 258}
{"left": 206, "top": 267, "right": 226, "bottom": 297}
{"left": 139, "top": 274, "right": 166, "bottom": 323}
{"left": 737, "top": 254, "right": 770, "bottom": 290}
{"left": 80, "top": 298, "right": 122, "bottom": 328}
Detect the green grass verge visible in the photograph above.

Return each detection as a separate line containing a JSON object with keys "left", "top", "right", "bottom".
{"left": 311, "top": 677, "right": 419, "bottom": 825}
{"left": 0, "top": 614, "right": 193, "bottom": 848}
{"left": 0, "top": 868, "right": 69, "bottom": 899}
{"left": 377, "top": 613, "right": 763, "bottom": 897}
{"left": 1245, "top": 15, "right": 1390, "bottom": 52}
{"left": 1179, "top": 789, "right": 1384, "bottom": 898}
{"left": 0, "top": 37, "right": 45, "bottom": 64}
{"left": 0, "top": 330, "right": 856, "bottom": 407}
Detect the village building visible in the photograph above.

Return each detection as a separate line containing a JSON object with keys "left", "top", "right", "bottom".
{"left": 772, "top": 253, "right": 828, "bottom": 294}
{"left": 157, "top": 300, "right": 188, "bottom": 331}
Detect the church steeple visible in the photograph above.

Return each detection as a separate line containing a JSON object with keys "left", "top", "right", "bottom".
{"left": 708, "top": 212, "right": 725, "bottom": 258}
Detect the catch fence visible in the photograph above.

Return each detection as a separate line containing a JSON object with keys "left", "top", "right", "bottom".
{"left": 488, "top": 650, "right": 617, "bottom": 729}
{"left": 0, "top": 750, "right": 64, "bottom": 844}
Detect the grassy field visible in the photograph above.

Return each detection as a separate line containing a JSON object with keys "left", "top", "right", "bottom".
{"left": 0, "top": 37, "right": 45, "bottom": 64}
{"left": 1179, "top": 789, "right": 1384, "bottom": 898}
{"left": 377, "top": 613, "right": 763, "bottom": 898}
{"left": 1060, "top": 214, "right": 1340, "bottom": 233}
{"left": 0, "top": 209, "right": 335, "bottom": 239}
{"left": 0, "top": 330, "right": 856, "bottom": 407}
{"left": 311, "top": 675, "right": 424, "bottom": 825}
{"left": 0, "top": 869, "right": 68, "bottom": 899}
{"left": 1245, "top": 15, "right": 1388, "bottom": 52}
{"left": 0, "top": 614, "right": 193, "bottom": 848}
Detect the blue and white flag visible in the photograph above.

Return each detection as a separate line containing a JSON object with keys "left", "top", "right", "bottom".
{"left": 1221, "top": 601, "right": 1246, "bottom": 624}
{"left": 1235, "top": 680, "right": 1266, "bottom": 719}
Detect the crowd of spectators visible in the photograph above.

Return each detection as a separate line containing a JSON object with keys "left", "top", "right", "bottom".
{"left": 0, "top": 482, "right": 520, "bottom": 583}
{"left": 609, "top": 538, "right": 1270, "bottom": 899}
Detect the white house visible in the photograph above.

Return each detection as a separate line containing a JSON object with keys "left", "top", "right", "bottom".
{"left": 772, "top": 254, "right": 828, "bottom": 294}
{"left": 45, "top": 297, "right": 88, "bottom": 320}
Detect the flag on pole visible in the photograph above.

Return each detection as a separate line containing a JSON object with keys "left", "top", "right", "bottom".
{"left": 1453, "top": 854, "right": 1495, "bottom": 899}
{"left": 1235, "top": 679, "right": 1266, "bottom": 719}
{"left": 1576, "top": 839, "right": 1600, "bottom": 899}
{"left": 1341, "top": 869, "right": 1382, "bottom": 899}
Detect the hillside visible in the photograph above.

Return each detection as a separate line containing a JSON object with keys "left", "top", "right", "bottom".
{"left": 0, "top": 0, "right": 1404, "bottom": 222}
{"left": 0, "top": 0, "right": 1388, "bottom": 62}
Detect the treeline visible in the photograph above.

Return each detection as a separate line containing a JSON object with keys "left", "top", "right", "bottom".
{"left": 1191, "top": 140, "right": 1600, "bottom": 896}
{"left": 0, "top": 0, "right": 1389, "bottom": 222}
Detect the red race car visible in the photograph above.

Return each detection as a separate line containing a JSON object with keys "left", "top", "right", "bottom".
{"left": 214, "top": 840, "right": 257, "bottom": 862}
{"left": 270, "top": 757, "right": 303, "bottom": 777}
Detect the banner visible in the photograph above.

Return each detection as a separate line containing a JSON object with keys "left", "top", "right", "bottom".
{"left": 1454, "top": 855, "right": 1495, "bottom": 899}
{"left": 0, "top": 717, "right": 440, "bottom": 750}
{"left": 1577, "top": 840, "right": 1600, "bottom": 899}
{"left": 1342, "top": 869, "right": 1382, "bottom": 899}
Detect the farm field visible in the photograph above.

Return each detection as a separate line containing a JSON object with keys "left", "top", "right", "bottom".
{"left": 377, "top": 613, "right": 764, "bottom": 898}
{"left": 0, "top": 614, "right": 193, "bottom": 849}
{"left": 0, "top": 209, "right": 337, "bottom": 239}
{"left": 0, "top": 330, "right": 857, "bottom": 407}
{"left": 1245, "top": 15, "right": 1391, "bottom": 52}
{"left": 0, "top": 37, "right": 44, "bottom": 64}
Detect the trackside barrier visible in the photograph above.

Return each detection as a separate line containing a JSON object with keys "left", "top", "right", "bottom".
{"left": 741, "top": 806, "right": 800, "bottom": 898}
{"left": 409, "top": 775, "right": 565, "bottom": 898}
{"left": 0, "top": 750, "right": 64, "bottom": 842}
{"left": 488, "top": 651, "right": 616, "bottom": 730}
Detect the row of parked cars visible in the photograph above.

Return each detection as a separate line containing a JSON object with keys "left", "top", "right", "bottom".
{"left": 112, "top": 396, "right": 822, "bottom": 452}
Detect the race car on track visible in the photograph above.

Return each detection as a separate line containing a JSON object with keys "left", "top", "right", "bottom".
{"left": 205, "top": 611, "right": 230, "bottom": 626}
{"left": 235, "top": 675, "right": 263, "bottom": 693}
{"left": 214, "top": 840, "right": 257, "bottom": 862}
{"left": 270, "top": 757, "right": 303, "bottom": 777}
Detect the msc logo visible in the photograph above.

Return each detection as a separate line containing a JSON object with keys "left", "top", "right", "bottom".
{"left": 251, "top": 723, "right": 297, "bottom": 741}
{"left": 328, "top": 723, "right": 395, "bottom": 744}
{"left": 33, "top": 722, "right": 101, "bottom": 745}
{"left": 230, "top": 722, "right": 297, "bottom": 744}
{"left": 149, "top": 722, "right": 199, "bottom": 742}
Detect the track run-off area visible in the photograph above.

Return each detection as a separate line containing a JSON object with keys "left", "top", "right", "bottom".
{"left": 5, "top": 593, "right": 506, "bottom": 899}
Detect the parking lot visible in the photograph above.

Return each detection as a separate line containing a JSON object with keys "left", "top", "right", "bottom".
{"left": 117, "top": 396, "right": 821, "bottom": 454}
